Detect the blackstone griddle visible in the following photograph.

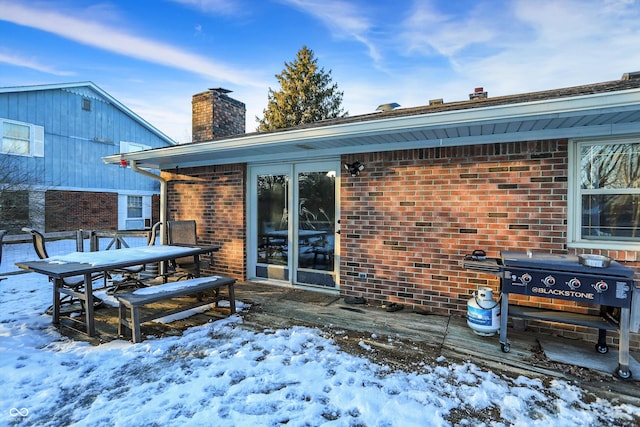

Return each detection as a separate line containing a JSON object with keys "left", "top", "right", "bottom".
{"left": 464, "top": 251, "right": 639, "bottom": 379}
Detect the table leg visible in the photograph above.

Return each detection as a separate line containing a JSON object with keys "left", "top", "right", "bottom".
{"left": 84, "top": 273, "right": 95, "bottom": 337}
{"left": 52, "top": 279, "right": 62, "bottom": 325}
{"left": 228, "top": 283, "right": 236, "bottom": 314}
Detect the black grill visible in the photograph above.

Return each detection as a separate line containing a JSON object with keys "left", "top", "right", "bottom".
{"left": 465, "top": 251, "right": 638, "bottom": 379}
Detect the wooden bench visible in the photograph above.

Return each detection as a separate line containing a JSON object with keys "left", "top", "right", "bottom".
{"left": 116, "top": 275, "right": 236, "bottom": 343}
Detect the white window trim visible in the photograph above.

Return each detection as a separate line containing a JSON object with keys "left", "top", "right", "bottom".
{"left": 0, "top": 118, "right": 44, "bottom": 157}
{"left": 568, "top": 136, "right": 640, "bottom": 251}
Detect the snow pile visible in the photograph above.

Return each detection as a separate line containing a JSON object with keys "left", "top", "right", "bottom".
{"left": 1, "top": 274, "right": 638, "bottom": 426}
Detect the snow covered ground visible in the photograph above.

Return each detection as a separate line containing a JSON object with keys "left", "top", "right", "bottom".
{"left": 1, "top": 242, "right": 639, "bottom": 426}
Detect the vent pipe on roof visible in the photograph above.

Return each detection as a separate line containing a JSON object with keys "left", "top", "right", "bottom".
{"left": 621, "top": 71, "right": 640, "bottom": 80}
{"left": 376, "top": 102, "right": 400, "bottom": 112}
{"left": 469, "top": 87, "right": 488, "bottom": 100}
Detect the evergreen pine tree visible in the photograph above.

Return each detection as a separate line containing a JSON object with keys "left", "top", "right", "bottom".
{"left": 257, "top": 46, "right": 347, "bottom": 131}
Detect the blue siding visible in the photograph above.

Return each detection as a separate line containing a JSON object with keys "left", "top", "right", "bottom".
{"left": 0, "top": 85, "right": 172, "bottom": 192}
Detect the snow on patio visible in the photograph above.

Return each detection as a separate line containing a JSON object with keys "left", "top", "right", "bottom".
{"left": 1, "top": 243, "right": 639, "bottom": 426}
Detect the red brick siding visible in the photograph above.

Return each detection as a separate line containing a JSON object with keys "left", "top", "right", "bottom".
{"left": 164, "top": 140, "right": 639, "bottom": 351}
{"left": 45, "top": 190, "right": 117, "bottom": 231}
{"left": 164, "top": 164, "right": 246, "bottom": 278}
{"left": 151, "top": 194, "right": 160, "bottom": 226}
{"left": 341, "top": 140, "right": 639, "bottom": 351}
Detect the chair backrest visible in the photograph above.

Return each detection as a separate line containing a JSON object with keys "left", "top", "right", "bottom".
{"left": 168, "top": 220, "right": 197, "bottom": 246}
{"left": 21, "top": 227, "right": 49, "bottom": 259}
{"left": 168, "top": 220, "right": 197, "bottom": 266}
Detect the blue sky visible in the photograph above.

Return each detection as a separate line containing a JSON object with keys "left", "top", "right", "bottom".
{"left": 1, "top": 0, "right": 640, "bottom": 144}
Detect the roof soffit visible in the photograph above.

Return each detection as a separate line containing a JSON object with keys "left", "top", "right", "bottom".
{"left": 104, "top": 87, "right": 640, "bottom": 170}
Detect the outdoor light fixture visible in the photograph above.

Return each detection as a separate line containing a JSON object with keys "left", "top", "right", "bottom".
{"left": 120, "top": 158, "right": 129, "bottom": 168}
{"left": 344, "top": 161, "right": 365, "bottom": 177}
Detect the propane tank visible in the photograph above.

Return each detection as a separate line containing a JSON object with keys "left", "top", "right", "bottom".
{"left": 467, "top": 287, "right": 500, "bottom": 336}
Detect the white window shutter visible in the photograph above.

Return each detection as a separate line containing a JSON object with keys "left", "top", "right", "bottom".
{"left": 32, "top": 125, "right": 45, "bottom": 157}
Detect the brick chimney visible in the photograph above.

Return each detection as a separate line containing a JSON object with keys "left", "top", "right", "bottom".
{"left": 192, "top": 88, "right": 246, "bottom": 142}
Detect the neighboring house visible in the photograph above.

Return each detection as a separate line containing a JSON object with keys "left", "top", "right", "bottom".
{"left": 106, "top": 75, "right": 640, "bottom": 350}
{"left": 0, "top": 82, "right": 175, "bottom": 233}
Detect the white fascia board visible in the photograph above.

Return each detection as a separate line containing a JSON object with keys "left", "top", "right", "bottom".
{"left": 103, "top": 88, "right": 640, "bottom": 168}
{"left": 148, "top": 122, "right": 640, "bottom": 169}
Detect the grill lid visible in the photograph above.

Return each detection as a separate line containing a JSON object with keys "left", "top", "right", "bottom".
{"left": 500, "top": 251, "right": 635, "bottom": 278}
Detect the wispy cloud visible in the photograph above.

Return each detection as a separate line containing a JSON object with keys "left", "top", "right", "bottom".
{"left": 0, "top": 1, "right": 264, "bottom": 87}
{"left": 168, "top": 0, "right": 244, "bottom": 16}
{"left": 400, "top": 1, "right": 502, "bottom": 59}
{"left": 0, "top": 50, "right": 75, "bottom": 76}
{"left": 281, "top": 0, "right": 382, "bottom": 63}
{"left": 395, "top": 0, "right": 640, "bottom": 96}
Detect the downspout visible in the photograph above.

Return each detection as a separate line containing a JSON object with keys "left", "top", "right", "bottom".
{"left": 129, "top": 160, "right": 167, "bottom": 245}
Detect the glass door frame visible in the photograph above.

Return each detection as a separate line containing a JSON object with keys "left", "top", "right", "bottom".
{"left": 247, "top": 160, "right": 340, "bottom": 290}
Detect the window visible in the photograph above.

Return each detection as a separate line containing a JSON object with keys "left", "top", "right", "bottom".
{"left": 127, "top": 195, "right": 143, "bottom": 219}
{"left": 82, "top": 98, "right": 91, "bottom": 111}
{"left": 0, "top": 119, "right": 44, "bottom": 157}
{"left": 571, "top": 139, "right": 640, "bottom": 247}
{"left": 2, "top": 122, "right": 30, "bottom": 154}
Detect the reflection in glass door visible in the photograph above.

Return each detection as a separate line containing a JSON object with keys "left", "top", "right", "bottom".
{"left": 296, "top": 168, "right": 336, "bottom": 287}
{"left": 255, "top": 166, "right": 290, "bottom": 281}
{"left": 250, "top": 161, "right": 338, "bottom": 289}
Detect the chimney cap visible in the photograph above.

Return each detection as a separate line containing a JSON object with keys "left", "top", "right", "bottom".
{"left": 209, "top": 87, "right": 233, "bottom": 94}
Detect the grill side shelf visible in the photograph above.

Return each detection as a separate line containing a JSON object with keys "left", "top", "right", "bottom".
{"left": 507, "top": 305, "right": 619, "bottom": 331}
{"left": 463, "top": 258, "right": 502, "bottom": 276}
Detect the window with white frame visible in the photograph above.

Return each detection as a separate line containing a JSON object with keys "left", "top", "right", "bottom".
{"left": 127, "top": 195, "right": 143, "bottom": 219}
{"left": 0, "top": 119, "right": 44, "bottom": 157}
{"left": 573, "top": 139, "right": 640, "bottom": 245}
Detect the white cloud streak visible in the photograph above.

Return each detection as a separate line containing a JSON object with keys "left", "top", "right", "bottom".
{"left": 168, "top": 0, "right": 243, "bottom": 16}
{"left": 0, "top": 51, "right": 75, "bottom": 76}
{"left": 281, "top": 0, "right": 382, "bottom": 63}
{"left": 0, "top": 1, "right": 264, "bottom": 87}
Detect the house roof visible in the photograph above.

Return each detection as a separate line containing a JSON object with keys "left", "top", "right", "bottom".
{"left": 104, "top": 73, "right": 640, "bottom": 170}
{"left": 0, "top": 82, "right": 176, "bottom": 146}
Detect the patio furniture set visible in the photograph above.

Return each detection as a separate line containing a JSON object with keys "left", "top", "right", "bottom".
{"left": 11, "top": 221, "right": 236, "bottom": 343}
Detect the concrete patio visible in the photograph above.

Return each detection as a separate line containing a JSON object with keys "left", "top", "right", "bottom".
{"left": 67, "top": 281, "right": 640, "bottom": 405}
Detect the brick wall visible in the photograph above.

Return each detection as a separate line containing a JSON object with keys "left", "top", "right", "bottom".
{"left": 192, "top": 89, "right": 246, "bottom": 142}
{"left": 45, "top": 190, "right": 118, "bottom": 231}
{"left": 163, "top": 164, "right": 246, "bottom": 278}
{"left": 164, "top": 139, "right": 639, "bottom": 351}
{"left": 341, "top": 140, "right": 640, "bottom": 351}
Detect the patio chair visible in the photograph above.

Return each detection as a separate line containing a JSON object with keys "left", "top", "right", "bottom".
{"left": 21, "top": 227, "right": 104, "bottom": 314}
{"left": 0, "top": 230, "right": 6, "bottom": 282}
{"left": 106, "top": 221, "right": 162, "bottom": 294}
{"left": 167, "top": 220, "right": 209, "bottom": 280}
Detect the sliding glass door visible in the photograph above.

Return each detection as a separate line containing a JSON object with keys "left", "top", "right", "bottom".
{"left": 249, "top": 161, "right": 338, "bottom": 289}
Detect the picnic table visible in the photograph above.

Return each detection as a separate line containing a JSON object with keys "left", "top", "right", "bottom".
{"left": 15, "top": 245, "right": 219, "bottom": 337}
